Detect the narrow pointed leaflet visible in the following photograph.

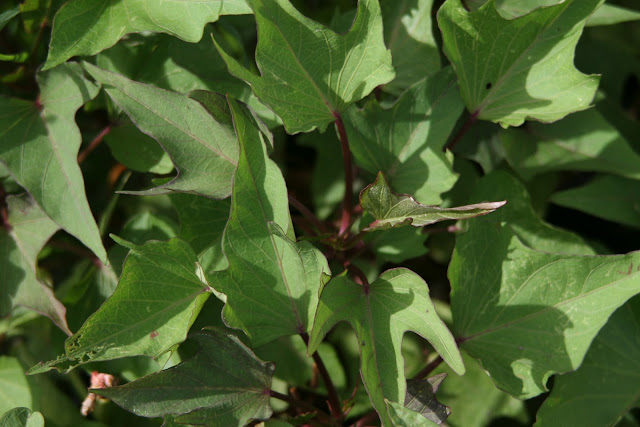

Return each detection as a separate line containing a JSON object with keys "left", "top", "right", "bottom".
{"left": 360, "top": 172, "right": 505, "bottom": 231}
{"left": 209, "top": 98, "right": 330, "bottom": 347}
{"left": 309, "top": 270, "right": 464, "bottom": 427}
{"left": 438, "top": 0, "right": 602, "bottom": 127}
{"left": 28, "top": 237, "right": 210, "bottom": 374}
{"left": 84, "top": 63, "right": 239, "bottom": 199}
{"left": 94, "top": 327, "right": 274, "bottom": 427}
{"left": 44, "top": 0, "right": 252, "bottom": 70}
{"left": 214, "top": 0, "right": 395, "bottom": 133}
{"left": 0, "top": 63, "right": 107, "bottom": 262}
{"left": 0, "top": 194, "right": 69, "bottom": 335}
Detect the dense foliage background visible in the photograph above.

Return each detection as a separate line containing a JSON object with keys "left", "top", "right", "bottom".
{"left": 2, "top": 0, "right": 640, "bottom": 426}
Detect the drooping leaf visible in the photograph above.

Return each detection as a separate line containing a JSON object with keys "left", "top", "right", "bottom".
{"left": 535, "top": 296, "right": 640, "bottom": 426}
{"left": 214, "top": 0, "right": 395, "bottom": 133}
{"left": 94, "top": 327, "right": 273, "bottom": 426}
{"left": 43, "top": 0, "right": 252, "bottom": 70}
{"left": 360, "top": 172, "right": 505, "bottom": 231}
{"left": 450, "top": 216, "right": 640, "bottom": 398}
{"left": 0, "top": 357, "right": 32, "bottom": 415}
{"left": 502, "top": 108, "right": 640, "bottom": 180}
{"left": 381, "top": 0, "right": 440, "bottom": 94}
{"left": 438, "top": 0, "right": 602, "bottom": 127}
{"left": 586, "top": 3, "right": 640, "bottom": 27}
{"left": 209, "top": 98, "right": 330, "bottom": 346}
{"left": 0, "top": 408, "right": 44, "bottom": 427}
{"left": 0, "top": 63, "right": 107, "bottom": 262}
{"left": 344, "top": 66, "right": 464, "bottom": 205}
{"left": 404, "top": 374, "right": 450, "bottom": 425}
{"left": 84, "top": 63, "right": 239, "bottom": 198}
{"left": 28, "top": 237, "right": 210, "bottom": 374}
{"left": 386, "top": 400, "right": 440, "bottom": 427}
{"left": 550, "top": 175, "right": 640, "bottom": 229}
{"left": 308, "top": 269, "right": 464, "bottom": 426}
{"left": 0, "top": 194, "right": 69, "bottom": 335}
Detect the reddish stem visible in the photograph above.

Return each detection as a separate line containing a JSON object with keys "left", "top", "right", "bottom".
{"left": 333, "top": 112, "right": 354, "bottom": 236}
{"left": 288, "top": 194, "right": 329, "bottom": 234}
{"left": 442, "top": 109, "right": 479, "bottom": 152}
{"left": 355, "top": 410, "right": 380, "bottom": 427}
{"left": 78, "top": 126, "right": 111, "bottom": 164}
{"left": 0, "top": 182, "right": 10, "bottom": 232}
{"left": 412, "top": 355, "right": 443, "bottom": 380}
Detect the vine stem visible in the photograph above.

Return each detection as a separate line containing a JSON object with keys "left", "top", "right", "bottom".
{"left": 442, "top": 109, "right": 479, "bottom": 152}
{"left": 412, "top": 355, "right": 443, "bottom": 380}
{"left": 333, "top": 112, "right": 354, "bottom": 236}
{"left": 288, "top": 194, "right": 329, "bottom": 234}
{"left": 0, "top": 182, "right": 10, "bottom": 231}
{"left": 78, "top": 126, "right": 111, "bottom": 164}
{"left": 300, "top": 333, "right": 343, "bottom": 421}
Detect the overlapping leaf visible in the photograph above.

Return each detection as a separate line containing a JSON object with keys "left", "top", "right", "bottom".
{"left": 94, "top": 328, "right": 274, "bottom": 427}
{"left": 209, "top": 98, "right": 330, "bottom": 346}
{"left": 535, "top": 296, "right": 640, "bottom": 426}
{"left": 360, "top": 172, "right": 505, "bottom": 231}
{"left": 0, "top": 407, "right": 44, "bottom": 427}
{"left": 387, "top": 401, "right": 440, "bottom": 427}
{"left": 308, "top": 270, "right": 464, "bottom": 426}
{"left": 0, "top": 194, "right": 69, "bottom": 335}
{"left": 438, "top": 0, "right": 602, "bottom": 127}
{"left": 84, "top": 63, "right": 239, "bottom": 198}
{"left": 28, "top": 237, "right": 210, "bottom": 374}
{"left": 215, "top": 0, "right": 395, "bottom": 133}
{"left": 43, "top": 0, "right": 252, "bottom": 70}
{"left": 344, "top": 67, "right": 463, "bottom": 204}
{"left": 0, "top": 63, "right": 107, "bottom": 262}
{"left": 450, "top": 216, "right": 640, "bottom": 398}
{"left": 0, "top": 356, "right": 32, "bottom": 415}
{"left": 404, "top": 374, "right": 450, "bottom": 425}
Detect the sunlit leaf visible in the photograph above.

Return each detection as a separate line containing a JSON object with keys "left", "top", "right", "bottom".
{"left": 0, "top": 357, "right": 32, "bottom": 415}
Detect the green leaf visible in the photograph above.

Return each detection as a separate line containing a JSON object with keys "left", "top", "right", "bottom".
{"left": 0, "top": 194, "right": 69, "bottom": 335}
{"left": 214, "top": 0, "right": 395, "bottom": 133}
{"left": 0, "top": 63, "right": 107, "bottom": 262}
{"left": 586, "top": 4, "right": 640, "bottom": 27}
{"left": 344, "top": 66, "right": 463, "bottom": 205}
{"left": 386, "top": 400, "right": 440, "bottom": 427}
{"left": 28, "top": 237, "right": 210, "bottom": 374}
{"left": 404, "top": 374, "right": 450, "bottom": 425}
{"left": 535, "top": 296, "right": 640, "bottom": 426}
{"left": 0, "top": 408, "right": 44, "bottom": 427}
{"left": 83, "top": 63, "right": 239, "bottom": 198}
{"left": 94, "top": 327, "right": 274, "bottom": 426}
{"left": 104, "top": 121, "right": 173, "bottom": 174}
{"left": 210, "top": 98, "right": 330, "bottom": 346}
{"left": 0, "top": 6, "right": 20, "bottom": 32}
{"left": 502, "top": 108, "right": 640, "bottom": 180}
{"left": 438, "top": 0, "right": 602, "bottom": 127}
{"left": 43, "top": 0, "right": 252, "bottom": 70}
{"left": 381, "top": 0, "right": 440, "bottom": 94}
{"left": 550, "top": 175, "right": 640, "bottom": 229}
{"left": 360, "top": 172, "right": 505, "bottom": 231}
{"left": 450, "top": 219, "right": 640, "bottom": 398}
{"left": 0, "top": 357, "right": 32, "bottom": 415}
{"left": 308, "top": 269, "right": 464, "bottom": 427}
{"left": 364, "top": 223, "right": 428, "bottom": 264}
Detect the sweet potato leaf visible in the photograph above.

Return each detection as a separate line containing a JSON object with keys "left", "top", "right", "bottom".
{"left": 94, "top": 327, "right": 274, "bottom": 426}
{"left": 438, "top": 0, "right": 602, "bottom": 127}
{"left": 209, "top": 98, "right": 330, "bottom": 346}
{"left": 360, "top": 172, "right": 505, "bottom": 231}
{"left": 43, "top": 0, "right": 252, "bottom": 70}
{"left": 386, "top": 401, "right": 440, "bottom": 427}
{"left": 0, "top": 407, "right": 44, "bottom": 427}
{"left": 214, "top": 0, "right": 395, "bottom": 133}
{"left": 0, "top": 356, "right": 32, "bottom": 415}
{"left": 84, "top": 63, "right": 239, "bottom": 198}
{"left": 308, "top": 269, "right": 464, "bottom": 426}
{"left": 404, "top": 374, "right": 450, "bottom": 425}
{"left": 0, "top": 63, "right": 106, "bottom": 262}
{"left": 0, "top": 194, "right": 69, "bottom": 335}
{"left": 344, "top": 66, "right": 463, "bottom": 204}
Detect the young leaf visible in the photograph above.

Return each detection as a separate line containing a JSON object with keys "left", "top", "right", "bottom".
{"left": 209, "top": 98, "right": 330, "bottom": 346}
{"left": 28, "top": 237, "right": 210, "bottom": 374}
{"left": 450, "top": 221, "right": 640, "bottom": 399}
{"left": 308, "top": 269, "right": 464, "bottom": 427}
{"left": 0, "top": 63, "right": 107, "bottom": 263}
{"left": 405, "top": 374, "right": 450, "bottom": 425}
{"left": 94, "top": 327, "right": 274, "bottom": 427}
{"left": 0, "top": 194, "right": 70, "bottom": 335}
{"left": 214, "top": 0, "right": 395, "bottom": 133}
{"left": 344, "top": 67, "right": 464, "bottom": 205}
{"left": 43, "top": 0, "right": 252, "bottom": 70}
{"left": 550, "top": 175, "right": 640, "bottom": 229}
{"left": 438, "top": 0, "right": 602, "bottom": 127}
{"left": 360, "top": 172, "right": 505, "bottom": 231}
{"left": 381, "top": 0, "right": 440, "bottom": 94}
{"left": 83, "top": 63, "right": 239, "bottom": 199}
{"left": 535, "top": 296, "right": 640, "bottom": 426}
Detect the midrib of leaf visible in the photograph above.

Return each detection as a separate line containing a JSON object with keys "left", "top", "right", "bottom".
{"left": 462, "top": 263, "right": 640, "bottom": 342}
{"left": 105, "top": 88, "right": 236, "bottom": 166}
